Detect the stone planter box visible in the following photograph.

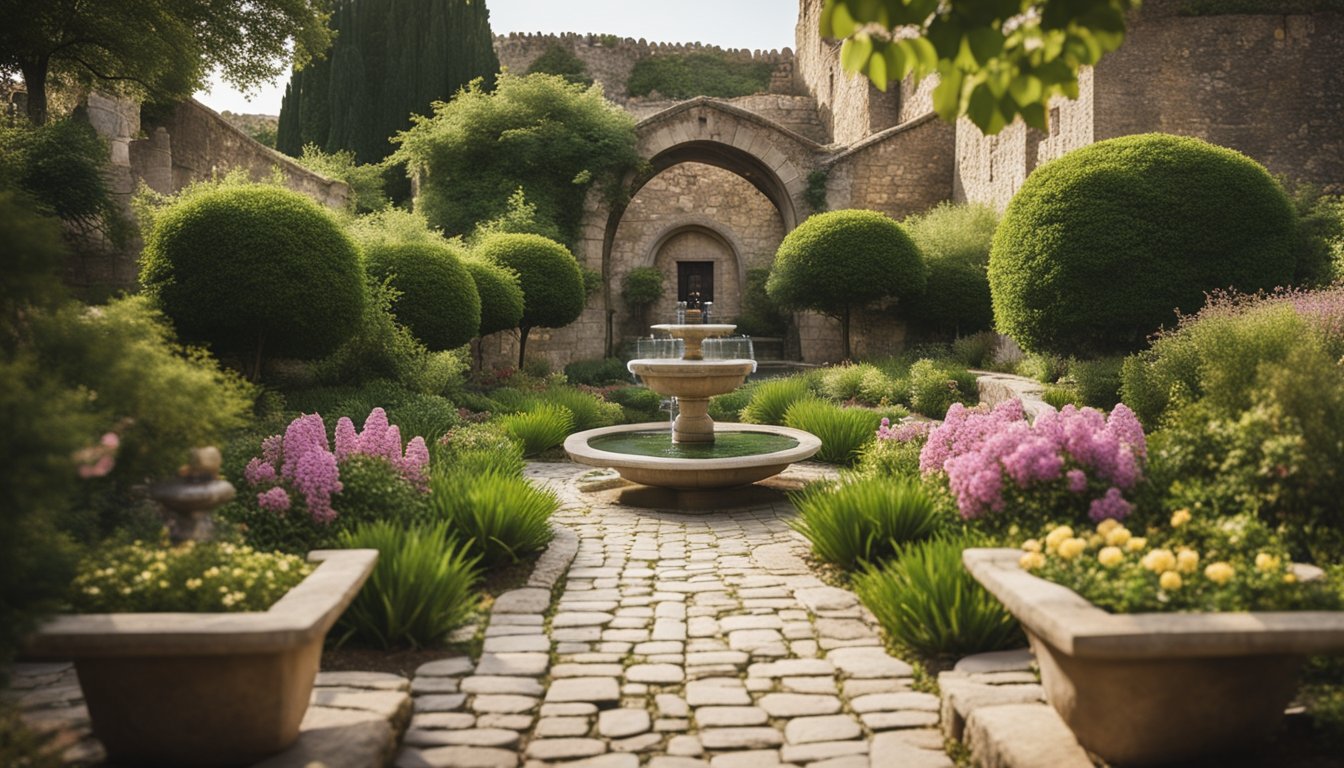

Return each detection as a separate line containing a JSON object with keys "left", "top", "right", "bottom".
{"left": 964, "top": 547, "right": 1344, "bottom": 766}
{"left": 22, "top": 549, "right": 377, "bottom": 767}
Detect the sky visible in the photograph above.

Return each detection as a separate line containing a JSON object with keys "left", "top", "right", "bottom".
{"left": 194, "top": 0, "right": 799, "bottom": 115}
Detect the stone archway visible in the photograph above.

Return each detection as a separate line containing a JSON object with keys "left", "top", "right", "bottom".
{"left": 648, "top": 223, "right": 745, "bottom": 326}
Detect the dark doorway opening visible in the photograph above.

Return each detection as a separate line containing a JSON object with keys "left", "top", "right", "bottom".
{"left": 677, "top": 261, "right": 714, "bottom": 308}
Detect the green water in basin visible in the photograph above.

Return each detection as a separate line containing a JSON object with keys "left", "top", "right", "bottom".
{"left": 588, "top": 430, "right": 798, "bottom": 459}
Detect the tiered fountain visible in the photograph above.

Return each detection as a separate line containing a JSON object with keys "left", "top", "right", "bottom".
{"left": 565, "top": 311, "right": 820, "bottom": 490}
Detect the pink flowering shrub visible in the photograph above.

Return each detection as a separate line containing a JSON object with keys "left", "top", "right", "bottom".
{"left": 919, "top": 399, "right": 1146, "bottom": 527}
{"left": 245, "top": 408, "right": 430, "bottom": 525}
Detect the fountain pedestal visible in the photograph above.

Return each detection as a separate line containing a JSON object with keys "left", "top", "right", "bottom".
{"left": 627, "top": 359, "right": 755, "bottom": 443}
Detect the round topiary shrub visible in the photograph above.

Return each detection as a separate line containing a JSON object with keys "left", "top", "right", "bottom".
{"left": 988, "top": 133, "right": 1296, "bottom": 356}
{"left": 622, "top": 266, "right": 664, "bottom": 310}
{"left": 364, "top": 240, "right": 481, "bottom": 351}
{"left": 464, "top": 257, "right": 525, "bottom": 337}
{"left": 767, "top": 209, "right": 926, "bottom": 359}
{"left": 902, "top": 203, "right": 998, "bottom": 338}
{"left": 474, "top": 233, "right": 586, "bottom": 366}
{"left": 140, "top": 184, "right": 364, "bottom": 370}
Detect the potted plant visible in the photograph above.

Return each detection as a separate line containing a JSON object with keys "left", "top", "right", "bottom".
{"left": 22, "top": 544, "right": 376, "bottom": 767}
{"left": 964, "top": 511, "right": 1344, "bottom": 766}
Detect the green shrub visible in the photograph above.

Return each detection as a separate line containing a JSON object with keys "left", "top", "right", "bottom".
{"left": 903, "top": 203, "right": 998, "bottom": 337}
{"left": 1017, "top": 351, "right": 1070, "bottom": 384}
{"left": 364, "top": 240, "right": 481, "bottom": 351}
{"left": 0, "top": 118, "right": 127, "bottom": 245}
{"left": 626, "top": 51, "right": 773, "bottom": 98}
{"left": 951, "top": 331, "right": 1000, "bottom": 369}
{"left": 139, "top": 184, "right": 365, "bottom": 373}
{"left": 312, "top": 281, "right": 466, "bottom": 394}
{"left": 819, "top": 363, "right": 875, "bottom": 402}
{"left": 740, "top": 377, "right": 813, "bottom": 426}
{"left": 609, "top": 386, "right": 664, "bottom": 421}
{"left": 526, "top": 41, "right": 593, "bottom": 86}
{"left": 475, "top": 232, "right": 586, "bottom": 366}
{"left": 428, "top": 470, "right": 557, "bottom": 567}
{"left": 1041, "top": 385, "right": 1084, "bottom": 410}
{"left": 855, "top": 536, "right": 1023, "bottom": 658}
{"left": 783, "top": 398, "right": 879, "bottom": 465}
{"left": 989, "top": 134, "right": 1296, "bottom": 356}
{"left": 387, "top": 394, "right": 461, "bottom": 443}
{"left": 395, "top": 73, "right": 640, "bottom": 245}
{"left": 1067, "top": 356, "right": 1124, "bottom": 409}
{"left": 464, "top": 257, "right": 525, "bottom": 338}
{"left": 709, "top": 385, "right": 754, "bottom": 423}
{"left": 536, "top": 387, "right": 621, "bottom": 432}
{"left": 436, "top": 423, "right": 526, "bottom": 478}
{"left": 855, "top": 433, "right": 926, "bottom": 480}
{"left": 907, "top": 359, "right": 977, "bottom": 418}
{"left": 69, "top": 540, "right": 311, "bottom": 613}
{"left": 295, "top": 144, "right": 388, "bottom": 213}
{"left": 622, "top": 266, "right": 665, "bottom": 313}
{"left": 790, "top": 477, "right": 943, "bottom": 569}
{"left": 564, "top": 357, "right": 630, "bottom": 386}
{"left": 768, "top": 209, "right": 926, "bottom": 359}
{"left": 468, "top": 187, "right": 568, "bottom": 246}
{"left": 735, "top": 267, "right": 791, "bottom": 338}
{"left": 335, "top": 520, "right": 480, "bottom": 649}
{"left": 1285, "top": 181, "right": 1344, "bottom": 286}
{"left": 496, "top": 403, "right": 574, "bottom": 456}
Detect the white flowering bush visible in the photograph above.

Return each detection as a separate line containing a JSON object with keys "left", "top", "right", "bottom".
{"left": 1019, "top": 509, "right": 1342, "bottom": 613}
{"left": 69, "top": 540, "right": 312, "bottom": 613}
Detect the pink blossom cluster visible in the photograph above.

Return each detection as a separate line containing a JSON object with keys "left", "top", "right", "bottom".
{"left": 876, "top": 417, "right": 932, "bottom": 443}
{"left": 919, "top": 400, "right": 1146, "bottom": 522}
{"left": 245, "top": 408, "right": 430, "bottom": 524}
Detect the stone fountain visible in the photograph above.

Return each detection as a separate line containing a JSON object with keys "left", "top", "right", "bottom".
{"left": 565, "top": 321, "right": 820, "bottom": 490}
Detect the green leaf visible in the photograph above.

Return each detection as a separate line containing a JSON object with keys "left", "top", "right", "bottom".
{"left": 1020, "top": 101, "right": 1048, "bottom": 131}
{"left": 824, "top": 1, "right": 859, "bottom": 39}
{"left": 932, "top": 66, "right": 965, "bottom": 122}
{"left": 868, "top": 45, "right": 890, "bottom": 91}
{"left": 904, "top": 36, "right": 939, "bottom": 75}
{"left": 841, "top": 34, "right": 875, "bottom": 74}
{"left": 1009, "top": 74, "right": 1043, "bottom": 106}
{"left": 967, "top": 27, "right": 1006, "bottom": 66}
{"left": 885, "top": 43, "right": 912, "bottom": 82}
{"left": 966, "top": 83, "right": 998, "bottom": 132}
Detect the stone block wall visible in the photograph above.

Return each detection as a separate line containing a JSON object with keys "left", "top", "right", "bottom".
{"left": 825, "top": 114, "right": 956, "bottom": 221}
{"left": 794, "top": 0, "right": 902, "bottom": 145}
{"left": 626, "top": 94, "right": 828, "bottom": 144}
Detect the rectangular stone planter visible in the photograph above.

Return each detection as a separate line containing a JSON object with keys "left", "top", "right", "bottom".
{"left": 22, "top": 549, "right": 377, "bottom": 767}
{"left": 964, "top": 547, "right": 1344, "bottom": 766}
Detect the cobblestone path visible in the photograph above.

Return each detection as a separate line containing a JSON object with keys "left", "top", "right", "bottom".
{"left": 399, "top": 463, "right": 955, "bottom": 768}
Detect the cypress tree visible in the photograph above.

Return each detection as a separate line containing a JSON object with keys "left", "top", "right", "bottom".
{"left": 276, "top": 0, "right": 499, "bottom": 164}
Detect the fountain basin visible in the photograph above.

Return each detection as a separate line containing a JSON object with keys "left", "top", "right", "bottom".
{"left": 628, "top": 359, "right": 756, "bottom": 399}
{"left": 565, "top": 422, "right": 821, "bottom": 490}
{"left": 650, "top": 323, "right": 737, "bottom": 359}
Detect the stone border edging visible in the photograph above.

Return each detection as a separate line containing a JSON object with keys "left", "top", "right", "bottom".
{"left": 973, "top": 371, "right": 1055, "bottom": 422}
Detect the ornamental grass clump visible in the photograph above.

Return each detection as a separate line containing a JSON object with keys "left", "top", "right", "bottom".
{"left": 495, "top": 402, "right": 574, "bottom": 456}
{"left": 1019, "top": 509, "right": 1343, "bottom": 614}
{"left": 335, "top": 520, "right": 480, "bottom": 649}
{"left": 435, "top": 423, "right": 525, "bottom": 478}
{"left": 740, "top": 377, "right": 813, "bottom": 425}
{"left": 790, "top": 477, "right": 943, "bottom": 569}
{"left": 70, "top": 540, "right": 311, "bottom": 613}
{"left": 783, "top": 398, "right": 881, "bottom": 465}
{"left": 535, "top": 386, "right": 621, "bottom": 432}
{"left": 855, "top": 535, "right": 1024, "bottom": 657}
{"left": 920, "top": 399, "right": 1146, "bottom": 532}
{"left": 428, "top": 469, "right": 558, "bottom": 567}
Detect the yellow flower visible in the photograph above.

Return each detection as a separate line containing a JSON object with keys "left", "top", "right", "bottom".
{"left": 1141, "top": 548, "right": 1176, "bottom": 573}
{"left": 1105, "top": 527, "right": 1132, "bottom": 547}
{"left": 1204, "top": 562, "right": 1236, "bottom": 585}
{"left": 1088, "top": 534, "right": 1104, "bottom": 549}
{"left": 1170, "top": 508, "right": 1192, "bottom": 528}
{"left": 1159, "top": 571, "right": 1183, "bottom": 591}
{"left": 1176, "top": 549, "right": 1200, "bottom": 574}
{"left": 1096, "top": 519, "right": 1120, "bottom": 536}
{"left": 1019, "top": 552, "right": 1046, "bottom": 571}
{"left": 186, "top": 578, "right": 202, "bottom": 590}
{"left": 1058, "top": 537, "right": 1088, "bottom": 560}
{"left": 1126, "top": 537, "right": 1148, "bottom": 553}
{"left": 84, "top": 586, "right": 101, "bottom": 596}
{"left": 1255, "top": 553, "right": 1281, "bottom": 572}
{"left": 1097, "top": 546, "right": 1124, "bottom": 567}
{"left": 1045, "top": 526, "right": 1074, "bottom": 552}
{"left": 1021, "top": 539, "right": 1042, "bottom": 553}
{"left": 1283, "top": 573, "right": 1298, "bottom": 584}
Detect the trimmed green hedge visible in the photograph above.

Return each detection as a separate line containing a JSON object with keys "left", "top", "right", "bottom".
{"left": 364, "top": 240, "right": 480, "bottom": 351}
{"left": 140, "top": 184, "right": 364, "bottom": 364}
{"left": 903, "top": 203, "right": 998, "bottom": 338}
{"left": 988, "top": 134, "right": 1296, "bottom": 356}
{"left": 474, "top": 233, "right": 586, "bottom": 365}
{"left": 463, "top": 257, "right": 524, "bottom": 337}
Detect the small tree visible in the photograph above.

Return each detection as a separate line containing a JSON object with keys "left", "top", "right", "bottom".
{"left": 767, "top": 209, "right": 926, "bottom": 360}
{"left": 464, "top": 257, "right": 524, "bottom": 337}
{"left": 363, "top": 240, "right": 481, "bottom": 351}
{"left": 474, "top": 233, "right": 586, "bottom": 367}
{"left": 621, "top": 266, "right": 664, "bottom": 327}
{"left": 140, "top": 184, "right": 365, "bottom": 379}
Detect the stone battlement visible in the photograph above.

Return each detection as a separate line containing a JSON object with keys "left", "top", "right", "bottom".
{"left": 494, "top": 32, "right": 793, "bottom": 62}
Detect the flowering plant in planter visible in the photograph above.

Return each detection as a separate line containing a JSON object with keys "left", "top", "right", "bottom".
{"left": 919, "top": 399, "right": 1146, "bottom": 533}
{"left": 1018, "top": 509, "right": 1342, "bottom": 614}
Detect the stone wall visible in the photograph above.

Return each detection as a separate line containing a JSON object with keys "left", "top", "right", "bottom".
{"left": 1092, "top": 1, "right": 1344, "bottom": 191}
{"left": 825, "top": 114, "right": 956, "bottom": 221}
{"left": 626, "top": 94, "right": 828, "bottom": 143}
{"left": 794, "top": 0, "right": 902, "bottom": 145}
{"left": 493, "top": 32, "right": 796, "bottom": 104}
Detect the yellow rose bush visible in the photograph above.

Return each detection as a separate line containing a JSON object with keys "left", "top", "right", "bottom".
{"left": 69, "top": 538, "right": 312, "bottom": 613}
{"left": 1019, "top": 511, "right": 1341, "bottom": 613}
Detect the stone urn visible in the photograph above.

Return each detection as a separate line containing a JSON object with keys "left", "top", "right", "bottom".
{"left": 150, "top": 446, "right": 235, "bottom": 543}
{"left": 22, "top": 549, "right": 378, "bottom": 767}
{"left": 963, "top": 547, "right": 1344, "bottom": 766}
